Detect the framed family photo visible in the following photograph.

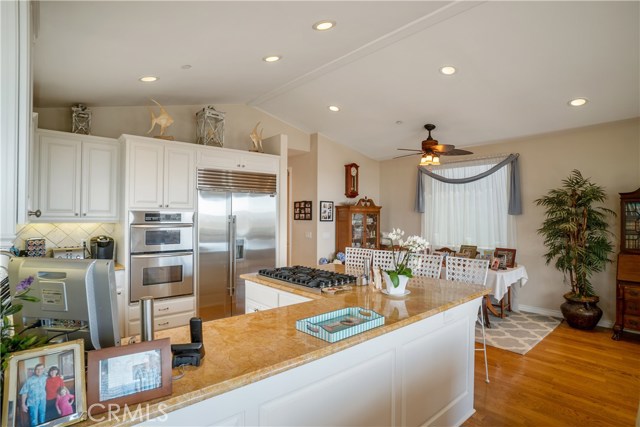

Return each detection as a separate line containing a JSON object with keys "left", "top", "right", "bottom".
{"left": 2, "top": 339, "right": 86, "bottom": 427}
{"left": 494, "top": 248, "right": 517, "bottom": 268}
{"left": 294, "top": 201, "right": 312, "bottom": 220}
{"left": 319, "top": 201, "right": 334, "bottom": 222}
{"left": 86, "top": 338, "right": 171, "bottom": 417}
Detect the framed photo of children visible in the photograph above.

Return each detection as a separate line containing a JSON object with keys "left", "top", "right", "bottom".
{"left": 494, "top": 248, "right": 517, "bottom": 268}
{"left": 85, "top": 338, "right": 172, "bottom": 417}
{"left": 294, "top": 201, "right": 312, "bottom": 220}
{"left": 319, "top": 201, "right": 334, "bottom": 222}
{"left": 1, "top": 339, "right": 86, "bottom": 427}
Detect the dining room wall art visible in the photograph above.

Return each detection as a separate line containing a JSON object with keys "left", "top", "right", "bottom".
{"left": 294, "top": 201, "right": 312, "bottom": 220}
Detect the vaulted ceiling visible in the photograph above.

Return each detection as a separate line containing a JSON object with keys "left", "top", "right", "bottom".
{"left": 33, "top": 1, "right": 640, "bottom": 160}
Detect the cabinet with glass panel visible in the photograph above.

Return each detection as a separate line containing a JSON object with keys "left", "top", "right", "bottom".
{"left": 613, "top": 188, "right": 640, "bottom": 340}
{"left": 335, "top": 197, "right": 381, "bottom": 255}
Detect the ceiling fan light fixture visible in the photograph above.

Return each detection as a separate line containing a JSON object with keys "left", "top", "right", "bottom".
{"left": 440, "top": 66, "right": 456, "bottom": 75}
{"left": 432, "top": 155, "right": 440, "bottom": 165}
{"left": 569, "top": 97, "right": 588, "bottom": 107}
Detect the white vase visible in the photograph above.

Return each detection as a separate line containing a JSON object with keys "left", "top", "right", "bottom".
{"left": 383, "top": 272, "right": 409, "bottom": 295}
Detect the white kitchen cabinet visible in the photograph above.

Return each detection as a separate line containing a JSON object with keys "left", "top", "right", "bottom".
{"left": 34, "top": 130, "right": 120, "bottom": 222}
{"left": 125, "top": 136, "right": 195, "bottom": 209}
{"left": 245, "top": 280, "right": 311, "bottom": 313}
{"left": 127, "top": 295, "right": 195, "bottom": 337}
{"left": 198, "top": 147, "right": 279, "bottom": 174}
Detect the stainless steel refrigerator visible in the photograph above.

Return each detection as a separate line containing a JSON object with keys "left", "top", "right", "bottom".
{"left": 197, "top": 169, "right": 277, "bottom": 321}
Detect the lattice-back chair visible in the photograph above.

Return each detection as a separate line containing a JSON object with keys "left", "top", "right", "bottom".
{"left": 344, "top": 247, "right": 373, "bottom": 268}
{"left": 445, "top": 256, "right": 490, "bottom": 383}
{"left": 371, "top": 249, "right": 397, "bottom": 271}
{"left": 408, "top": 253, "right": 443, "bottom": 279}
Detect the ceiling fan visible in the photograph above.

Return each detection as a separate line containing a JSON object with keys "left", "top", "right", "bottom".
{"left": 395, "top": 124, "right": 473, "bottom": 165}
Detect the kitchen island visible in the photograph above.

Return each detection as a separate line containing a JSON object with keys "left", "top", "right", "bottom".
{"left": 83, "top": 265, "right": 487, "bottom": 426}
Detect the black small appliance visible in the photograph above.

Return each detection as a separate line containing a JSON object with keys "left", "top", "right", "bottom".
{"left": 90, "top": 236, "right": 116, "bottom": 260}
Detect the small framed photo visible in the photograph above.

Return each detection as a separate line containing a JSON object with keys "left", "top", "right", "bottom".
{"left": 494, "top": 248, "right": 517, "bottom": 268}
{"left": 490, "top": 257, "right": 501, "bottom": 271}
{"left": 459, "top": 245, "right": 478, "bottom": 258}
{"left": 320, "top": 201, "right": 334, "bottom": 222}
{"left": 86, "top": 339, "right": 172, "bottom": 417}
{"left": 2, "top": 339, "right": 86, "bottom": 427}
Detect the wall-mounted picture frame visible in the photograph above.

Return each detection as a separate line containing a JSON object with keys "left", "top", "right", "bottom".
{"left": 494, "top": 248, "right": 517, "bottom": 268}
{"left": 294, "top": 201, "right": 312, "bottom": 220}
{"left": 86, "top": 338, "right": 172, "bottom": 417}
{"left": 2, "top": 339, "right": 86, "bottom": 427}
{"left": 319, "top": 201, "right": 334, "bottom": 222}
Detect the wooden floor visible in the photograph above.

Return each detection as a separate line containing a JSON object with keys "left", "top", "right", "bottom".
{"left": 465, "top": 322, "right": 640, "bottom": 427}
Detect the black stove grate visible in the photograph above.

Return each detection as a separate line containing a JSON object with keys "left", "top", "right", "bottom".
{"left": 258, "top": 266, "right": 356, "bottom": 289}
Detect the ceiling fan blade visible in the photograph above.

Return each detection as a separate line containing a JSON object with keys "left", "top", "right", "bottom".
{"left": 393, "top": 152, "right": 422, "bottom": 159}
{"left": 396, "top": 148, "right": 422, "bottom": 152}
{"left": 442, "top": 148, "right": 473, "bottom": 156}
{"left": 432, "top": 144, "right": 455, "bottom": 153}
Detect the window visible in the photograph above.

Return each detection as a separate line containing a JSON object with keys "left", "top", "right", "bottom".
{"left": 421, "top": 157, "right": 516, "bottom": 250}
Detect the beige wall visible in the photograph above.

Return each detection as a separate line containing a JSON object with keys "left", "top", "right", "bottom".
{"left": 288, "top": 133, "right": 381, "bottom": 265}
{"left": 34, "top": 104, "right": 310, "bottom": 153}
{"left": 380, "top": 118, "right": 640, "bottom": 323}
{"left": 316, "top": 134, "right": 381, "bottom": 261}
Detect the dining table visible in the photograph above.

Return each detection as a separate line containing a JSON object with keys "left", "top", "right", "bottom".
{"left": 483, "top": 265, "right": 528, "bottom": 326}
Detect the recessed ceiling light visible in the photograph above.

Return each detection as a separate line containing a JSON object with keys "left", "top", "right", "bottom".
{"left": 569, "top": 98, "right": 588, "bottom": 107}
{"left": 440, "top": 66, "right": 456, "bottom": 75}
{"left": 313, "top": 20, "right": 336, "bottom": 31}
{"left": 139, "top": 76, "right": 158, "bottom": 82}
{"left": 263, "top": 55, "right": 281, "bottom": 63}
{"left": 181, "top": 65, "right": 192, "bottom": 70}
{"left": 328, "top": 105, "right": 340, "bottom": 112}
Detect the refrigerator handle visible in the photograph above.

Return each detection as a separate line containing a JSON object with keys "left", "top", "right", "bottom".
{"left": 228, "top": 215, "right": 237, "bottom": 297}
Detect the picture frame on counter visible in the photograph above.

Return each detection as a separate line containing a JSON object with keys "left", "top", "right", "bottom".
{"left": 319, "top": 201, "right": 334, "bottom": 222}
{"left": 86, "top": 338, "right": 172, "bottom": 417}
{"left": 2, "top": 339, "right": 86, "bottom": 427}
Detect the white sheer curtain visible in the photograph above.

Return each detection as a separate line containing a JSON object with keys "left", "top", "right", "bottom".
{"left": 421, "top": 157, "right": 516, "bottom": 249}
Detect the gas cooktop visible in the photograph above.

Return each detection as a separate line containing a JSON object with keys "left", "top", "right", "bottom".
{"left": 258, "top": 266, "right": 357, "bottom": 290}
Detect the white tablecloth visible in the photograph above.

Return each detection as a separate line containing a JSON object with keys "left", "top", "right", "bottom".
{"left": 485, "top": 265, "right": 528, "bottom": 302}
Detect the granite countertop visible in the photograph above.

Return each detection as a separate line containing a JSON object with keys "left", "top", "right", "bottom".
{"left": 82, "top": 265, "right": 487, "bottom": 426}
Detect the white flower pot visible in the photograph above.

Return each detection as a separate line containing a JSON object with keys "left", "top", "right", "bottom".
{"left": 383, "top": 272, "right": 409, "bottom": 295}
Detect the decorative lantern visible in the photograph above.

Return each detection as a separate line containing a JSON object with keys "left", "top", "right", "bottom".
{"left": 71, "top": 104, "right": 92, "bottom": 135}
{"left": 195, "top": 106, "right": 225, "bottom": 147}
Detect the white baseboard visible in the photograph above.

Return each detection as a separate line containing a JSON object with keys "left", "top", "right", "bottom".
{"left": 518, "top": 304, "right": 614, "bottom": 328}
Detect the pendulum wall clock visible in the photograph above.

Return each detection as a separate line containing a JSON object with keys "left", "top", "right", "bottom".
{"left": 345, "top": 163, "right": 359, "bottom": 198}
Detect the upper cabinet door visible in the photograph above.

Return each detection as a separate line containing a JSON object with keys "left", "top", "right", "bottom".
{"left": 164, "top": 146, "right": 195, "bottom": 209}
{"left": 34, "top": 131, "right": 121, "bottom": 222}
{"left": 38, "top": 134, "right": 82, "bottom": 219}
{"left": 82, "top": 141, "right": 119, "bottom": 220}
{"left": 128, "top": 141, "right": 164, "bottom": 209}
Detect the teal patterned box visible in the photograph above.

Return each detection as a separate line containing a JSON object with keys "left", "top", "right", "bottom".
{"left": 296, "top": 307, "right": 385, "bottom": 343}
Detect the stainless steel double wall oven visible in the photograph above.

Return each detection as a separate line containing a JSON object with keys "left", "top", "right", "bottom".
{"left": 129, "top": 211, "right": 194, "bottom": 303}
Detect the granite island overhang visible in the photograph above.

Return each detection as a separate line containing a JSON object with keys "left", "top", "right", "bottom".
{"left": 80, "top": 265, "right": 488, "bottom": 426}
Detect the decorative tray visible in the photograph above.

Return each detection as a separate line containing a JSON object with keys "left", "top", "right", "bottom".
{"left": 296, "top": 307, "right": 385, "bottom": 343}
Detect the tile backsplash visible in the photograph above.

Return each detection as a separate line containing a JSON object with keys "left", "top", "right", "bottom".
{"left": 14, "top": 223, "right": 116, "bottom": 256}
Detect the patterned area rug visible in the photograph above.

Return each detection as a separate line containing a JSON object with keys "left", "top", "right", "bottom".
{"left": 475, "top": 311, "right": 562, "bottom": 355}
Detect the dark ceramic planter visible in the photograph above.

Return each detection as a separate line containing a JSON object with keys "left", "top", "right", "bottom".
{"left": 560, "top": 292, "right": 603, "bottom": 330}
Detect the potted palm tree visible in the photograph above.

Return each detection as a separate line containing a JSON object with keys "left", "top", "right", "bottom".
{"left": 535, "top": 170, "right": 616, "bottom": 330}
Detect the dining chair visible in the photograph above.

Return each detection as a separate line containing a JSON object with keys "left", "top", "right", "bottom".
{"left": 372, "top": 249, "right": 397, "bottom": 271}
{"left": 445, "top": 256, "right": 490, "bottom": 383}
{"left": 408, "top": 253, "right": 443, "bottom": 278}
{"left": 344, "top": 247, "right": 373, "bottom": 268}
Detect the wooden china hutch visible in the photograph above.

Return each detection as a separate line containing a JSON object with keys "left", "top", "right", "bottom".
{"left": 612, "top": 188, "right": 640, "bottom": 340}
{"left": 335, "top": 197, "right": 381, "bottom": 255}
